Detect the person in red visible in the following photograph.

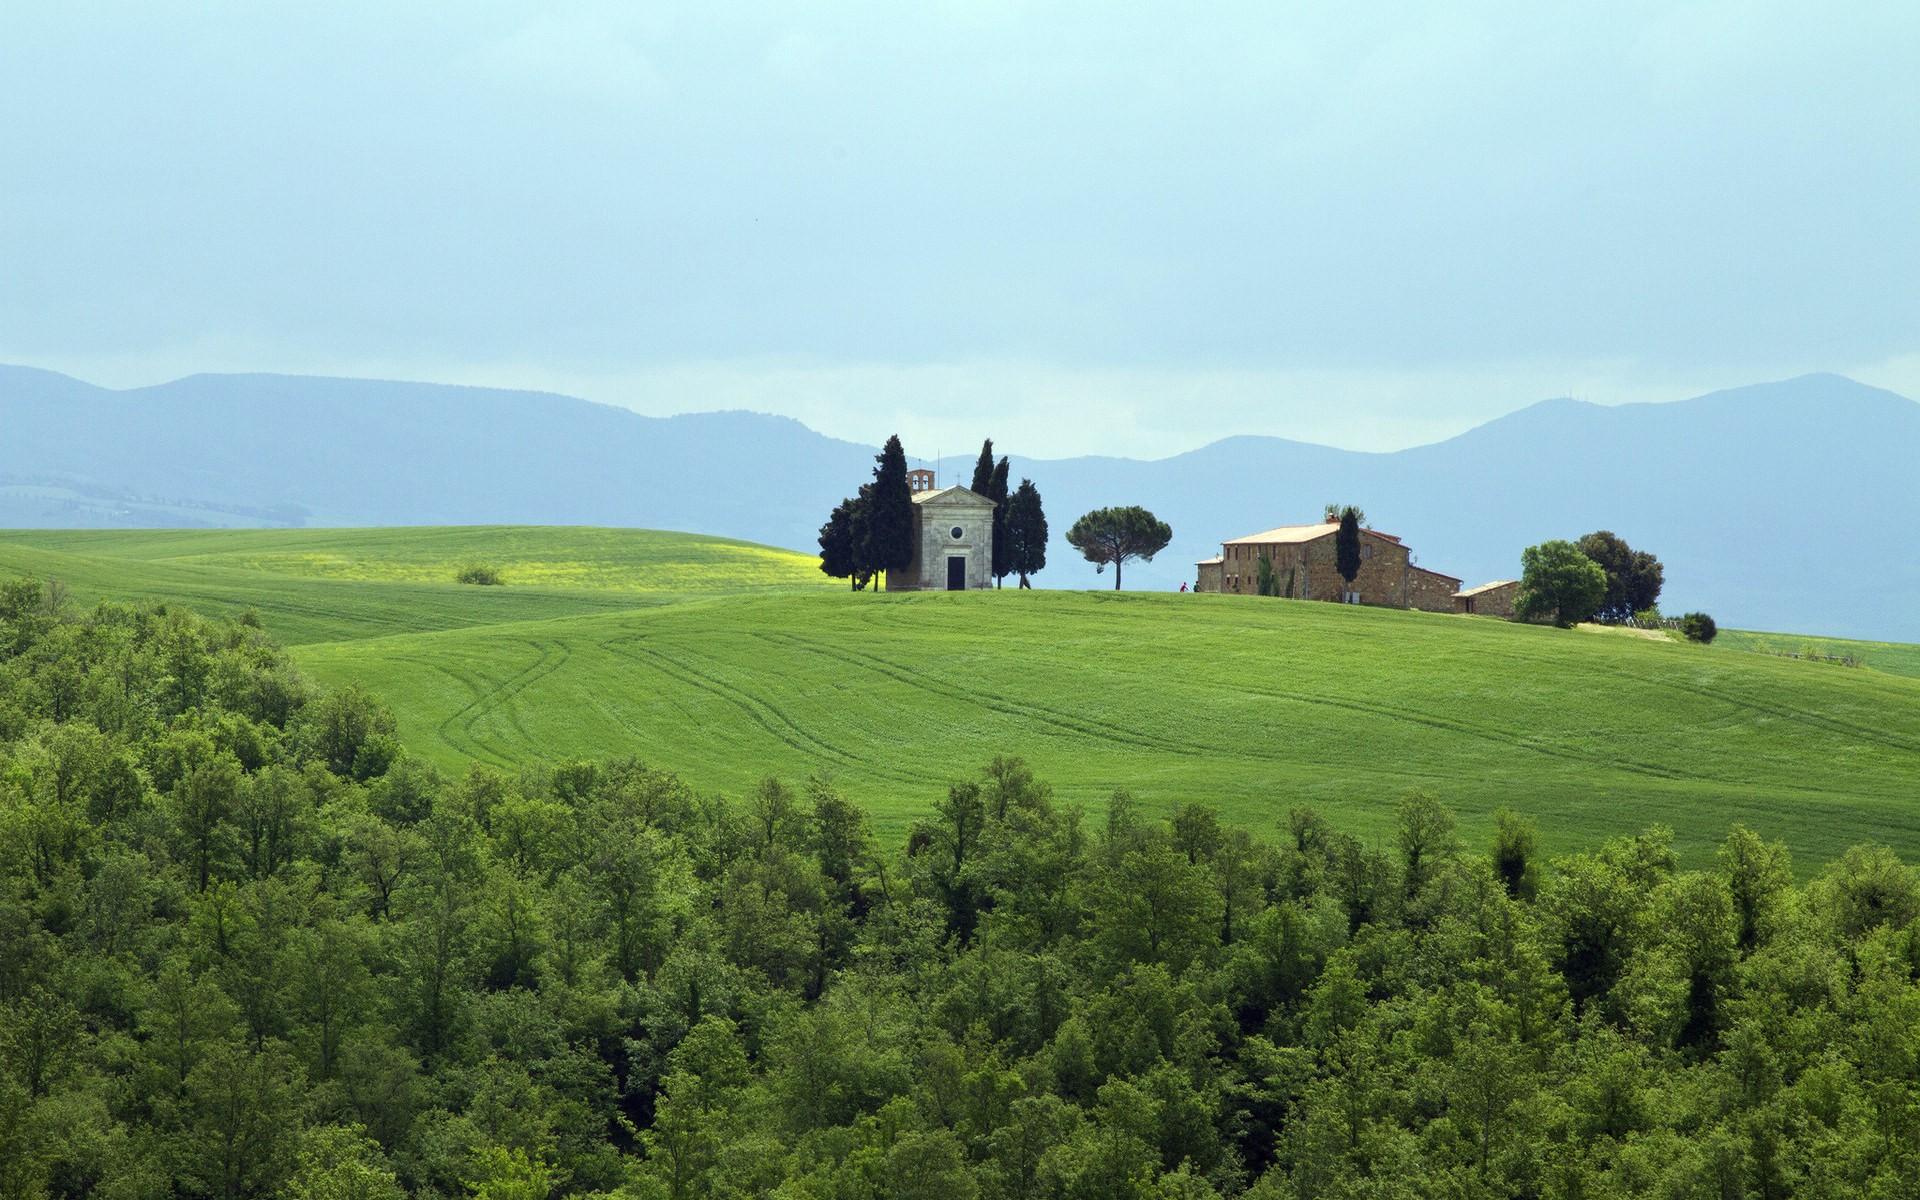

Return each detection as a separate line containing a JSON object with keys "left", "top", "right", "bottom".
{"left": 1179, "top": 581, "right": 1189, "bottom": 593}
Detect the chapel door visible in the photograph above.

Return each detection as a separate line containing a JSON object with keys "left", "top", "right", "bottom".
{"left": 947, "top": 556, "right": 966, "bottom": 590}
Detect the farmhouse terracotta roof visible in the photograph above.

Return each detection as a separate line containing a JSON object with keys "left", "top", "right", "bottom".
{"left": 1222, "top": 523, "right": 1401, "bottom": 546}
{"left": 1409, "top": 565, "right": 1464, "bottom": 584}
{"left": 1195, "top": 556, "right": 1223, "bottom": 565}
{"left": 1454, "top": 580, "right": 1518, "bottom": 598}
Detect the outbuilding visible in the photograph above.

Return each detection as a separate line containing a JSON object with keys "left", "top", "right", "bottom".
{"left": 1454, "top": 580, "right": 1520, "bottom": 617}
{"left": 1195, "top": 556, "right": 1224, "bottom": 592}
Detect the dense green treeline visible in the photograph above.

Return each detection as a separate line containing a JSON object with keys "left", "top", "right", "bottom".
{"left": 5, "top": 579, "right": 1920, "bottom": 1198}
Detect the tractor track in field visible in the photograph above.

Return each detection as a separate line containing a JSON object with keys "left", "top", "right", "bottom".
{"left": 490, "top": 639, "right": 574, "bottom": 749}
{"left": 178, "top": 588, "right": 440, "bottom": 638}
{"left": 676, "top": 630, "right": 1466, "bottom": 792}
{"left": 600, "top": 632, "right": 906, "bottom": 781}
{"left": 1459, "top": 640, "right": 1920, "bottom": 760}
{"left": 766, "top": 630, "right": 1700, "bottom": 784}
{"left": 1232, "top": 681, "right": 1699, "bottom": 782}
{"left": 751, "top": 631, "right": 1224, "bottom": 760}
{"left": 382, "top": 654, "right": 518, "bottom": 768}
{"left": 1593, "top": 664, "right": 1920, "bottom": 758}
{"left": 468, "top": 638, "right": 575, "bottom": 754}
{"left": 743, "top": 631, "right": 1451, "bottom": 790}
{"left": 405, "top": 637, "right": 574, "bottom": 766}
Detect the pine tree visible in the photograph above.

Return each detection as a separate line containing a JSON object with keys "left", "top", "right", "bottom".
{"left": 1066, "top": 506, "right": 1171, "bottom": 590}
{"left": 988, "top": 456, "right": 1012, "bottom": 587}
{"left": 867, "top": 436, "right": 915, "bottom": 589}
{"left": 1005, "top": 479, "right": 1048, "bottom": 587}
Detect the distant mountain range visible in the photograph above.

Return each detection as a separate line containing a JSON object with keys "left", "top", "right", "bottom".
{"left": 4, "top": 364, "right": 1916, "bottom": 640}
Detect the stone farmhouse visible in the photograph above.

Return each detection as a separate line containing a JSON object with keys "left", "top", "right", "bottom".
{"left": 1195, "top": 516, "right": 1486, "bottom": 614}
{"left": 886, "top": 469, "right": 997, "bottom": 591}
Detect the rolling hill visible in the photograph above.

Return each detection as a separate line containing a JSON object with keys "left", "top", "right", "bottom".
{"left": 4, "top": 526, "right": 1918, "bottom": 868}
{"left": 1715, "top": 628, "right": 1920, "bottom": 680}
{"left": 0, "top": 526, "right": 827, "bottom": 645}
{"left": 4, "top": 365, "right": 1919, "bottom": 639}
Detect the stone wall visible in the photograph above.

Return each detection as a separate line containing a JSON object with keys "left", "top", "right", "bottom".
{"left": 1406, "top": 566, "right": 1464, "bottom": 613}
{"left": 1301, "top": 535, "right": 1413, "bottom": 604}
{"left": 1209, "top": 542, "right": 1307, "bottom": 596}
{"left": 1456, "top": 581, "right": 1519, "bottom": 618}
{"left": 1210, "top": 531, "right": 1413, "bottom": 605}
{"left": 1196, "top": 560, "right": 1223, "bottom": 592}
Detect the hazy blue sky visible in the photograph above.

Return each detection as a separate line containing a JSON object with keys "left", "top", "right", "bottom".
{"left": 4, "top": 2, "right": 1915, "bottom": 456}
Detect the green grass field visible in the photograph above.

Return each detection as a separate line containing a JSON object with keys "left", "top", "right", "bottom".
{"left": 0, "top": 527, "right": 829, "bottom": 644}
{"left": 1718, "top": 627, "right": 1920, "bottom": 680}
{"left": 4, "top": 526, "right": 1918, "bottom": 866}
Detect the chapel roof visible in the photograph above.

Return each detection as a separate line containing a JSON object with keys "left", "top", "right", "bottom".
{"left": 910, "top": 485, "right": 996, "bottom": 507}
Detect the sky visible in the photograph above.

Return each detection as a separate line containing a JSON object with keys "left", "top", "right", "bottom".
{"left": 3, "top": 1, "right": 1916, "bottom": 458}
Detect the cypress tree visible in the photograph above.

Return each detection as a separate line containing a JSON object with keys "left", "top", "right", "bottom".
{"left": 970, "top": 439, "right": 996, "bottom": 496}
{"left": 817, "top": 498, "right": 858, "bottom": 588}
{"left": 847, "top": 484, "right": 876, "bottom": 590}
{"left": 1335, "top": 506, "right": 1363, "bottom": 600}
{"left": 866, "top": 436, "right": 915, "bottom": 588}
{"left": 1005, "top": 478, "right": 1049, "bottom": 587}
{"left": 988, "top": 456, "right": 1012, "bottom": 587}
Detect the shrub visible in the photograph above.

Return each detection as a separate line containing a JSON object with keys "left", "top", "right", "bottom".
{"left": 456, "top": 563, "right": 505, "bottom": 586}
{"left": 1679, "top": 612, "right": 1717, "bottom": 643}
{"left": 1493, "top": 808, "right": 1539, "bottom": 900}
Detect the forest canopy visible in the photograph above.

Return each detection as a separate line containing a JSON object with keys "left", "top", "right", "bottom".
{"left": 3, "top": 577, "right": 1920, "bottom": 1198}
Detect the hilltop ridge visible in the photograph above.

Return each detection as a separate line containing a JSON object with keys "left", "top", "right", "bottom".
{"left": 3, "top": 366, "right": 1917, "bottom": 638}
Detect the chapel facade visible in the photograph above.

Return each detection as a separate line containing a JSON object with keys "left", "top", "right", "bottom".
{"left": 886, "top": 470, "right": 996, "bottom": 591}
